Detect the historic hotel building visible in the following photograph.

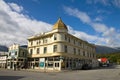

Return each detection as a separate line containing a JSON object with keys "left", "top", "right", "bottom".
{"left": 27, "top": 18, "right": 98, "bottom": 71}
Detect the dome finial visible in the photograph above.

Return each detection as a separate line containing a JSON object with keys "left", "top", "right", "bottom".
{"left": 52, "top": 18, "right": 68, "bottom": 31}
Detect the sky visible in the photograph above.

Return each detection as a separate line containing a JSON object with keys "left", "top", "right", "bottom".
{"left": 0, "top": 0, "right": 120, "bottom": 47}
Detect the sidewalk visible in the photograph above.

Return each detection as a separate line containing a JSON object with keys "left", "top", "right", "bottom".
{"left": 21, "top": 69, "right": 61, "bottom": 73}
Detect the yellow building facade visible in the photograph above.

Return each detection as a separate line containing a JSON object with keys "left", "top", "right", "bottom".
{"left": 27, "top": 18, "right": 98, "bottom": 71}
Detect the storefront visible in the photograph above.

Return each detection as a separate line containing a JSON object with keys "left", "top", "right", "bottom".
{"left": 28, "top": 56, "right": 94, "bottom": 71}
{"left": 0, "top": 56, "right": 7, "bottom": 68}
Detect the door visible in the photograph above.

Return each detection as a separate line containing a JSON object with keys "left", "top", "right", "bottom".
{"left": 54, "top": 62, "right": 60, "bottom": 70}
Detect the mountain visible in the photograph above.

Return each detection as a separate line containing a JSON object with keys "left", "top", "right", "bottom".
{"left": 95, "top": 45, "right": 120, "bottom": 54}
{"left": 0, "top": 45, "right": 8, "bottom": 52}
{"left": 114, "top": 47, "right": 120, "bottom": 50}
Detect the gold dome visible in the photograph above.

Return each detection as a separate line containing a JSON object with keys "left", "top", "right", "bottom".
{"left": 53, "top": 18, "right": 68, "bottom": 31}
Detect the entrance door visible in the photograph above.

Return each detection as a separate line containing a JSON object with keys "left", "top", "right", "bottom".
{"left": 10, "top": 62, "right": 13, "bottom": 69}
{"left": 54, "top": 62, "right": 60, "bottom": 70}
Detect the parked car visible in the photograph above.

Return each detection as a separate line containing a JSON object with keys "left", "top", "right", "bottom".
{"left": 82, "top": 64, "right": 92, "bottom": 70}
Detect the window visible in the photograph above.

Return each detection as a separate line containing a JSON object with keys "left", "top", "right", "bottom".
{"left": 39, "top": 40, "right": 41, "bottom": 44}
{"left": 48, "top": 62, "right": 53, "bottom": 67}
{"left": 79, "top": 42, "right": 81, "bottom": 46}
{"left": 53, "top": 45, "right": 57, "bottom": 52}
{"left": 87, "top": 53, "right": 89, "bottom": 57}
{"left": 44, "top": 47, "right": 47, "bottom": 53}
{"left": 78, "top": 49, "right": 80, "bottom": 55}
{"left": 54, "top": 56, "right": 60, "bottom": 61}
{"left": 36, "top": 40, "right": 39, "bottom": 45}
{"left": 68, "top": 37, "right": 70, "bottom": 42}
{"left": 54, "top": 34, "right": 57, "bottom": 40}
{"left": 55, "top": 63, "right": 59, "bottom": 67}
{"left": 23, "top": 52, "right": 25, "bottom": 56}
{"left": 83, "top": 51, "right": 85, "bottom": 56}
{"left": 43, "top": 38, "right": 47, "bottom": 43}
{"left": 64, "top": 45, "right": 67, "bottom": 53}
{"left": 15, "top": 51, "right": 17, "bottom": 55}
{"left": 35, "top": 63, "right": 39, "bottom": 67}
{"left": 9, "top": 52, "right": 11, "bottom": 56}
{"left": 30, "top": 49, "right": 33, "bottom": 54}
{"left": 89, "top": 53, "right": 91, "bottom": 57}
{"left": 37, "top": 48, "right": 40, "bottom": 54}
{"left": 31, "top": 41, "right": 33, "bottom": 45}
{"left": 93, "top": 54, "right": 95, "bottom": 58}
{"left": 65, "top": 34, "right": 67, "bottom": 40}
{"left": 74, "top": 48, "right": 76, "bottom": 55}
{"left": 74, "top": 40, "right": 75, "bottom": 44}
{"left": 35, "top": 58, "right": 39, "bottom": 61}
{"left": 48, "top": 57, "right": 53, "bottom": 61}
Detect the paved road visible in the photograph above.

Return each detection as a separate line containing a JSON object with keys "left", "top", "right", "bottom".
{"left": 0, "top": 65, "right": 120, "bottom": 80}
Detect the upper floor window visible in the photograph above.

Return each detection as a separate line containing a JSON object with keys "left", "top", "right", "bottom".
{"left": 37, "top": 48, "right": 40, "bottom": 54}
{"left": 83, "top": 51, "right": 85, "bottom": 56}
{"left": 74, "top": 40, "right": 75, "bottom": 44}
{"left": 87, "top": 53, "right": 89, "bottom": 57}
{"left": 74, "top": 48, "right": 76, "bottom": 55}
{"left": 36, "top": 40, "right": 39, "bottom": 45}
{"left": 9, "top": 52, "right": 11, "bottom": 56}
{"left": 54, "top": 34, "right": 57, "bottom": 40}
{"left": 78, "top": 49, "right": 80, "bottom": 55}
{"left": 93, "top": 54, "right": 95, "bottom": 58}
{"left": 89, "top": 53, "right": 91, "bottom": 57}
{"left": 68, "top": 37, "right": 70, "bottom": 43}
{"left": 39, "top": 40, "right": 41, "bottom": 44}
{"left": 23, "top": 52, "right": 25, "bottom": 56}
{"left": 79, "top": 42, "right": 82, "bottom": 46}
{"left": 43, "top": 38, "right": 47, "bottom": 43}
{"left": 64, "top": 45, "right": 67, "bottom": 53}
{"left": 15, "top": 51, "right": 17, "bottom": 55}
{"left": 30, "top": 49, "right": 33, "bottom": 54}
{"left": 31, "top": 41, "right": 33, "bottom": 45}
{"left": 65, "top": 34, "right": 67, "bottom": 41}
{"left": 44, "top": 47, "right": 47, "bottom": 53}
{"left": 53, "top": 45, "right": 57, "bottom": 52}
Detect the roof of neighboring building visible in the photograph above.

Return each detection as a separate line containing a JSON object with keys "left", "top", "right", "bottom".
{"left": 20, "top": 45, "right": 27, "bottom": 48}
{"left": 0, "top": 45, "right": 8, "bottom": 52}
{"left": 52, "top": 18, "right": 68, "bottom": 31}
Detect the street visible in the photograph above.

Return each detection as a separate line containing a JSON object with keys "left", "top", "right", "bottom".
{"left": 0, "top": 65, "right": 120, "bottom": 80}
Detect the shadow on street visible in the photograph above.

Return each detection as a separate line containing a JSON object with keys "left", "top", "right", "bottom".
{"left": 0, "top": 76, "right": 25, "bottom": 80}
{"left": 95, "top": 65, "right": 120, "bottom": 70}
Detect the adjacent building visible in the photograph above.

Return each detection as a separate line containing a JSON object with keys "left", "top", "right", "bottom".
{"left": 0, "top": 45, "right": 8, "bottom": 68}
{"left": 27, "top": 18, "right": 98, "bottom": 71}
{"left": 7, "top": 44, "right": 28, "bottom": 70}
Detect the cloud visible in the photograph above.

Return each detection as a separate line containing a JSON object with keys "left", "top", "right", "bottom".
{"left": 87, "top": 0, "right": 120, "bottom": 8}
{"left": 64, "top": 6, "right": 120, "bottom": 47}
{"left": 91, "top": 23, "right": 108, "bottom": 33}
{"left": 64, "top": 7, "right": 91, "bottom": 24}
{"left": 68, "top": 26, "right": 106, "bottom": 44}
{"left": 86, "top": 0, "right": 110, "bottom": 6}
{"left": 94, "top": 17, "right": 102, "bottom": 22}
{"left": 8, "top": 3, "right": 23, "bottom": 13}
{"left": 112, "top": 0, "right": 120, "bottom": 8}
{"left": 0, "top": 0, "right": 52, "bottom": 46}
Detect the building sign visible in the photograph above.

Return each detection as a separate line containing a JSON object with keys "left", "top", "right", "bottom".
{"left": 40, "top": 58, "right": 45, "bottom": 62}
{"left": 11, "top": 52, "right": 15, "bottom": 56}
{"left": 39, "top": 62, "right": 44, "bottom": 67}
{"left": 39, "top": 58, "right": 45, "bottom": 67}
{"left": 0, "top": 56, "right": 7, "bottom": 60}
